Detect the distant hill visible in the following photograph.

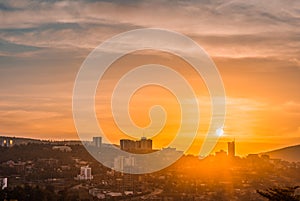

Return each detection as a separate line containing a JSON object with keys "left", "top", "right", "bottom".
{"left": 0, "top": 136, "right": 42, "bottom": 146}
{"left": 0, "top": 136, "right": 82, "bottom": 146}
{"left": 262, "top": 145, "right": 300, "bottom": 162}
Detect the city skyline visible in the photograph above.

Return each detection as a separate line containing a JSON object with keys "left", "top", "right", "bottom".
{"left": 1, "top": 140, "right": 299, "bottom": 200}
{"left": 0, "top": 134, "right": 298, "bottom": 159}
{"left": 0, "top": 0, "right": 300, "bottom": 156}
{"left": 1, "top": 1, "right": 300, "bottom": 200}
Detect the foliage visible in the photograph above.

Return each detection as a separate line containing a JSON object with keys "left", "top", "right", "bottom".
{"left": 0, "top": 185, "right": 93, "bottom": 201}
{"left": 257, "top": 186, "right": 300, "bottom": 201}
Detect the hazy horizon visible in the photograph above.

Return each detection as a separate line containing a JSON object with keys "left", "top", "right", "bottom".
{"left": 1, "top": 0, "right": 300, "bottom": 156}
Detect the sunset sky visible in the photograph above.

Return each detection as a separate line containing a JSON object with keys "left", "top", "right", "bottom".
{"left": 0, "top": 0, "right": 300, "bottom": 156}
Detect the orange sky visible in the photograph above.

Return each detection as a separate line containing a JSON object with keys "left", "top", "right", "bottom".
{"left": 0, "top": 0, "right": 299, "bottom": 156}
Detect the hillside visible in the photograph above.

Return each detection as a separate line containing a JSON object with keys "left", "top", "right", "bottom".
{"left": 263, "top": 144, "right": 300, "bottom": 162}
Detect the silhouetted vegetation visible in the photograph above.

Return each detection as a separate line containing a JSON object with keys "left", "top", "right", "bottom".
{"left": 0, "top": 185, "right": 57, "bottom": 201}
{"left": 1, "top": 143, "right": 299, "bottom": 200}
{"left": 257, "top": 186, "right": 300, "bottom": 201}
{"left": 0, "top": 185, "right": 94, "bottom": 201}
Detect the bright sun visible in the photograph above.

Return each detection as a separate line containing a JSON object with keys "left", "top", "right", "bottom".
{"left": 216, "top": 127, "right": 224, "bottom": 136}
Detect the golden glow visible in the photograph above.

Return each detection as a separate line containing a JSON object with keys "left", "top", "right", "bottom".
{"left": 0, "top": 1, "right": 299, "bottom": 156}
{"left": 95, "top": 50, "right": 211, "bottom": 153}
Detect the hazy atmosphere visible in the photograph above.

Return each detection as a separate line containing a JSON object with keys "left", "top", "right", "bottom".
{"left": 1, "top": 0, "right": 300, "bottom": 156}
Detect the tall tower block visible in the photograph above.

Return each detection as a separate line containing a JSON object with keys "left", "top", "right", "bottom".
{"left": 227, "top": 140, "right": 235, "bottom": 158}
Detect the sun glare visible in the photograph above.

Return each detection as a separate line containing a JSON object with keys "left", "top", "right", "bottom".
{"left": 216, "top": 127, "right": 224, "bottom": 137}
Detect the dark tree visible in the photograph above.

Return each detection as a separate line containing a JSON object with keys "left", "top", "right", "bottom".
{"left": 257, "top": 186, "right": 300, "bottom": 201}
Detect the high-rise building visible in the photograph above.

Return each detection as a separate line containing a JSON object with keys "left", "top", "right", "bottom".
{"left": 228, "top": 140, "right": 235, "bottom": 158}
{"left": 113, "top": 156, "right": 136, "bottom": 191}
{"left": 113, "top": 156, "right": 135, "bottom": 172}
{"left": 77, "top": 166, "right": 93, "bottom": 180}
{"left": 120, "top": 139, "right": 136, "bottom": 151}
{"left": 93, "top": 137, "right": 102, "bottom": 148}
{"left": 120, "top": 137, "right": 152, "bottom": 152}
{"left": 139, "top": 137, "right": 152, "bottom": 150}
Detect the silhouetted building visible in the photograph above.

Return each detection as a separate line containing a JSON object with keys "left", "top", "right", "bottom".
{"left": 120, "top": 137, "right": 152, "bottom": 152}
{"left": 247, "top": 154, "right": 259, "bottom": 159}
{"left": 0, "top": 138, "right": 13, "bottom": 147}
{"left": 93, "top": 137, "right": 102, "bottom": 148}
{"left": 215, "top": 150, "right": 227, "bottom": 158}
{"left": 120, "top": 139, "right": 136, "bottom": 151}
{"left": 261, "top": 154, "right": 270, "bottom": 160}
{"left": 138, "top": 137, "right": 152, "bottom": 150}
{"left": 228, "top": 140, "right": 235, "bottom": 157}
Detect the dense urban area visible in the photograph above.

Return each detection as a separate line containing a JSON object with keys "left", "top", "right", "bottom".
{"left": 0, "top": 136, "right": 299, "bottom": 201}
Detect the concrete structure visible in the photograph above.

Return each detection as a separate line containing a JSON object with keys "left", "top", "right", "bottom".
{"left": 138, "top": 137, "right": 152, "bottom": 150}
{"left": 77, "top": 166, "right": 93, "bottom": 180}
{"left": 120, "top": 137, "right": 152, "bottom": 152}
{"left": 92, "top": 137, "right": 102, "bottom": 148}
{"left": 120, "top": 139, "right": 136, "bottom": 151}
{"left": 114, "top": 156, "right": 135, "bottom": 172}
{"left": 52, "top": 145, "right": 72, "bottom": 152}
{"left": 89, "top": 188, "right": 105, "bottom": 199}
{"left": 0, "top": 138, "right": 13, "bottom": 147}
{"left": 228, "top": 141, "right": 235, "bottom": 157}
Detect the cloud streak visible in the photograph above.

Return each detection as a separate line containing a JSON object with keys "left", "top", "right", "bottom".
{"left": 0, "top": 0, "right": 299, "bottom": 153}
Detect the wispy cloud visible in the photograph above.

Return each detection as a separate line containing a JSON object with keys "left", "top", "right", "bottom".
{"left": 0, "top": 0, "right": 299, "bottom": 151}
